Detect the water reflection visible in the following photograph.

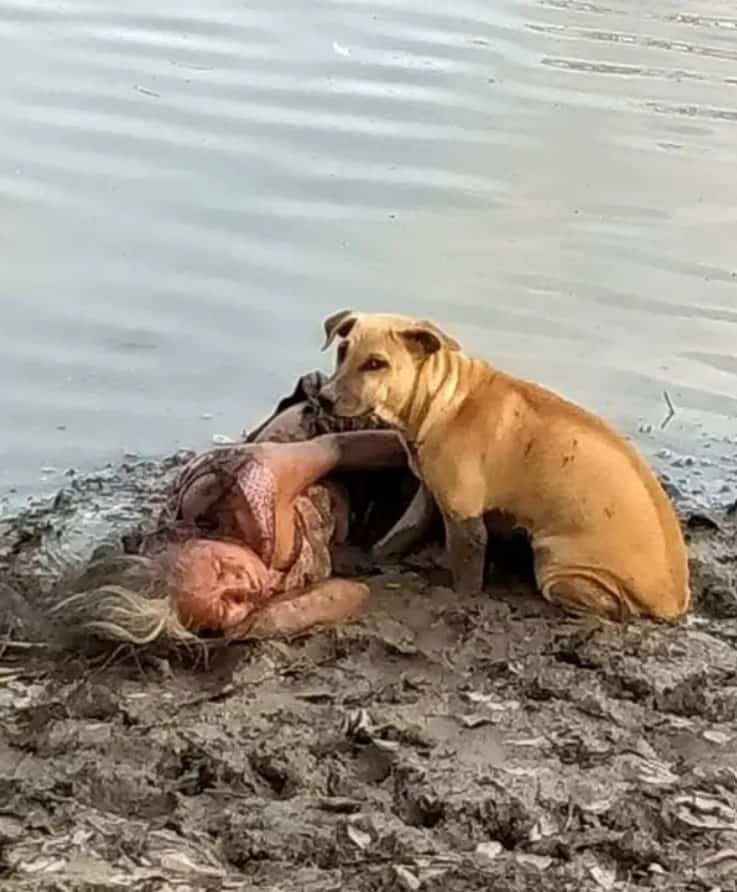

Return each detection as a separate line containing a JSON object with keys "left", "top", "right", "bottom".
{"left": 1, "top": 0, "right": 735, "bottom": 501}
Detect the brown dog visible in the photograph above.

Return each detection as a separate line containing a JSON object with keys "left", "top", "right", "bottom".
{"left": 317, "top": 310, "right": 690, "bottom": 621}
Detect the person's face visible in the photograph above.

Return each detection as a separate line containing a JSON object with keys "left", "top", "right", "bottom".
{"left": 166, "top": 539, "right": 270, "bottom": 634}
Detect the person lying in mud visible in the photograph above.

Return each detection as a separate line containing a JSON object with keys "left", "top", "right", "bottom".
{"left": 47, "top": 365, "right": 687, "bottom": 649}
{"left": 56, "top": 428, "right": 414, "bottom": 644}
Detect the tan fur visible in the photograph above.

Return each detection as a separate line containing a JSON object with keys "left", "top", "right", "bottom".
{"left": 319, "top": 311, "right": 690, "bottom": 621}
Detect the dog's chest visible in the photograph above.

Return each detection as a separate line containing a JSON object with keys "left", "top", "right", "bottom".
{"left": 402, "top": 436, "right": 467, "bottom": 516}
{"left": 402, "top": 440, "right": 443, "bottom": 497}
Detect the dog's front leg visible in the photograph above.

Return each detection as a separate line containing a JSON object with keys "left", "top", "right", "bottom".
{"left": 444, "top": 514, "right": 487, "bottom": 594}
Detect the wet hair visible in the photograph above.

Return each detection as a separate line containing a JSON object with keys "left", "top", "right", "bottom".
{"left": 51, "top": 555, "right": 198, "bottom": 646}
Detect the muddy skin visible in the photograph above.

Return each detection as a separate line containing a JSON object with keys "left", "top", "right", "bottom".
{"left": 141, "top": 431, "right": 407, "bottom": 639}
{"left": 1, "top": 374, "right": 737, "bottom": 891}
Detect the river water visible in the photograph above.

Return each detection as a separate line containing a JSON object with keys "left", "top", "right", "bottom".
{"left": 2, "top": 0, "right": 737, "bottom": 501}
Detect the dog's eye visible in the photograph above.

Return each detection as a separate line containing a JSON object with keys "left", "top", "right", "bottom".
{"left": 360, "top": 356, "right": 388, "bottom": 372}
{"left": 337, "top": 342, "right": 349, "bottom": 364}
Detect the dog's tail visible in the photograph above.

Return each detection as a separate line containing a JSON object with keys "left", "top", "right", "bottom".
{"left": 50, "top": 555, "right": 197, "bottom": 646}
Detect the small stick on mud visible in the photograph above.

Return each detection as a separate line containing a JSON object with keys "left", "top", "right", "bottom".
{"left": 0, "top": 639, "right": 50, "bottom": 662}
{"left": 0, "top": 640, "right": 47, "bottom": 649}
{"left": 660, "top": 390, "right": 676, "bottom": 430}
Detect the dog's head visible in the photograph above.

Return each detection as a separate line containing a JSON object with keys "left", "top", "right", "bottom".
{"left": 317, "top": 310, "right": 461, "bottom": 427}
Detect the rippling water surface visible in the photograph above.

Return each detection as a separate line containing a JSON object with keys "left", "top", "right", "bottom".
{"left": 2, "top": 0, "right": 737, "bottom": 499}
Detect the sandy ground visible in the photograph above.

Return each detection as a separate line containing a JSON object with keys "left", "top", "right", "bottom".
{"left": 1, "top": 454, "right": 737, "bottom": 891}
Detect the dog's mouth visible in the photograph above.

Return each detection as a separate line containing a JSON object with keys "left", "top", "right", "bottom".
{"left": 327, "top": 404, "right": 388, "bottom": 429}
{"left": 337, "top": 406, "right": 373, "bottom": 420}
{"left": 325, "top": 399, "right": 375, "bottom": 421}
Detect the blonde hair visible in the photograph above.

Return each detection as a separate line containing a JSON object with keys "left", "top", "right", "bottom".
{"left": 51, "top": 554, "right": 201, "bottom": 647}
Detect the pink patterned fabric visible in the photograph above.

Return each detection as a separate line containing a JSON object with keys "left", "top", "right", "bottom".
{"left": 144, "top": 445, "right": 337, "bottom": 600}
{"left": 276, "top": 485, "right": 335, "bottom": 593}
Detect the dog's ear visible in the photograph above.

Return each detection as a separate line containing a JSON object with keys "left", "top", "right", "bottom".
{"left": 399, "top": 327, "right": 443, "bottom": 356}
{"left": 420, "top": 320, "right": 461, "bottom": 351}
{"left": 322, "top": 310, "right": 357, "bottom": 351}
{"left": 400, "top": 321, "right": 461, "bottom": 356}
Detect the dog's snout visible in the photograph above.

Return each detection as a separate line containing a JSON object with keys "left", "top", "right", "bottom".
{"left": 318, "top": 391, "right": 335, "bottom": 412}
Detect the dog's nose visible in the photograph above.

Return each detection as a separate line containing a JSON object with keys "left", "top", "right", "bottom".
{"left": 317, "top": 391, "right": 335, "bottom": 412}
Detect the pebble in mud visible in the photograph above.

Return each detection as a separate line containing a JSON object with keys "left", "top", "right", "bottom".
{"left": 671, "top": 456, "right": 695, "bottom": 468}
{"left": 394, "top": 866, "right": 421, "bottom": 891}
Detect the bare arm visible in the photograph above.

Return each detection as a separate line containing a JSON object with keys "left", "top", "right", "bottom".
{"left": 226, "top": 578, "right": 370, "bottom": 640}
{"left": 328, "top": 430, "right": 408, "bottom": 471}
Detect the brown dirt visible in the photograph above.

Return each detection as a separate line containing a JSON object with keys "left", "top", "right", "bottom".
{"left": 1, "top": 452, "right": 737, "bottom": 891}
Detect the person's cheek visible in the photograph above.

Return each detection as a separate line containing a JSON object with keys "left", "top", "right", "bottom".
{"left": 221, "top": 598, "right": 254, "bottom": 630}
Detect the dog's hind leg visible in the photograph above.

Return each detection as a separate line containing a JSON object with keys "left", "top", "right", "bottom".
{"left": 539, "top": 572, "right": 638, "bottom": 622}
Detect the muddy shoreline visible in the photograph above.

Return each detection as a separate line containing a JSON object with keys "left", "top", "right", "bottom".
{"left": 1, "top": 451, "right": 736, "bottom": 890}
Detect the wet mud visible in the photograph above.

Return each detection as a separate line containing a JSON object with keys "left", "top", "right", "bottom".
{"left": 1, "top": 454, "right": 736, "bottom": 891}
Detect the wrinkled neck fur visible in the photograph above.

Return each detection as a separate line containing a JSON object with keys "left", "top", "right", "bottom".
{"left": 401, "top": 350, "right": 488, "bottom": 445}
